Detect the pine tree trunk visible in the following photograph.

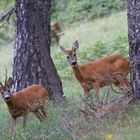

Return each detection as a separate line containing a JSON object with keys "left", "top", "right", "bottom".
{"left": 13, "top": 0, "right": 64, "bottom": 101}
{"left": 128, "top": 0, "right": 140, "bottom": 100}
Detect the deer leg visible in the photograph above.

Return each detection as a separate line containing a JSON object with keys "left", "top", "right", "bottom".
{"left": 9, "top": 116, "right": 16, "bottom": 137}
{"left": 33, "top": 110, "right": 44, "bottom": 122}
{"left": 37, "top": 108, "right": 46, "bottom": 120}
{"left": 114, "top": 74, "right": 129, "bottom": 94}
{"left": 40, "top": 106, "right": 47, "bottom": 119}
{"left": 40, "top": 99, "right": 48, "bottom": 119}
{"left": 92, "top": 81, "right": 100, "bottom": 101}
{"left": 82, "top": 88, "right": 90, "bottom": 110}
{"left": 83, "top": 88, "right": 89, "bottom": 99}
{"left": 23, "top": 114, "right": 28, "bottom": 129}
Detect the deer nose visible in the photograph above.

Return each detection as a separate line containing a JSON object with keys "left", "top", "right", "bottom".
{"left": 71, "top": 62, "right": 77, "bottom": 65}
{"left": 4, "top": 96, "right": 10, "bottom": 101}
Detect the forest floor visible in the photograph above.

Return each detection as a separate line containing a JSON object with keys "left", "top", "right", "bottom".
{"left": 0, "top": 11, "right": 140, "bottom": 140}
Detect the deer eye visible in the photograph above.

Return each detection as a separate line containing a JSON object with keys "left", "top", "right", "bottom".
{"left": 1, "top": 92, "right": 3, "bottom": 95}
{"left": 67, "top": 56, "right": 69, "bottom": 59}
{"left": 74, "top": 54, "right": 76, "bottom": 56}
{"left": 8, "top": 90, "right": 10, "bottom": 92}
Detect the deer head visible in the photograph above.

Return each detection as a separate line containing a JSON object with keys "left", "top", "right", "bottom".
{"left": 60, "top": 40, "right": 79, "bottom": 66}
{"left": 0, "top": 77, "right": 13, "bottom": 102}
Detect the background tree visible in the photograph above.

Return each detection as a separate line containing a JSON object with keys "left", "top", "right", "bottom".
{"left": 128, "top": 0, "right": 140, "bottom": 101}
{"left": 13, "top": 0, "right": 64, "bottom": 101}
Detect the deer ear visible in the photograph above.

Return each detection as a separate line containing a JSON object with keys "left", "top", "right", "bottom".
{"left": 6, "top": 77, "right": 13, "bottom": 88}
{"left": 72, "top": 40, "right": 79, "bottom": 51}
{"left": 60, "top": 46, "right": 68, "bottom": 55}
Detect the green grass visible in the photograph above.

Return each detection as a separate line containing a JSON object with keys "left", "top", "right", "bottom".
{"left": 0, "top": 11, "right": 140, "bottom": 140}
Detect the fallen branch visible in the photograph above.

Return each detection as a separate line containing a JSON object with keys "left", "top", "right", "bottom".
{"left": 81, "top": 82, "right": 133, "bottom": 119}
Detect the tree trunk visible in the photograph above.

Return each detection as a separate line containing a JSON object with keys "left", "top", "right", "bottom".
{"left": 13, "top": 0, "right": 64, "bottom": 101}
{"left": 128, "top": 0, "right": 140, "bottom": 101}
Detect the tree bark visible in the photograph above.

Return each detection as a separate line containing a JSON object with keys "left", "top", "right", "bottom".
{"left": 13, "top": 0, "right": 64, "bottom": 101}
{"left": 128, "top": 0, "right": 140, "bottom": 100}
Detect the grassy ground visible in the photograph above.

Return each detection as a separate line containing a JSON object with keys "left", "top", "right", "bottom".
{"left": 0, "top": 11, "right": 140, "bottom": 140}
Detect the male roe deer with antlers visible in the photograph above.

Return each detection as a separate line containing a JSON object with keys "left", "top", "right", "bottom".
{"left": 60, "top": 40, "right": 130, "bottom": 100}
{"left": 0, "top": 77, "right": 48, "bottom": 136}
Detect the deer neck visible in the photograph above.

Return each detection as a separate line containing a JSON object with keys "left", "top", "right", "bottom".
{"left": 72, "top": 64, "right": 83, "bottom": 82}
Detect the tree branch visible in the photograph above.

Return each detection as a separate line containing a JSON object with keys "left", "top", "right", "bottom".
{"left": 0, "top": 6, "right": 15, "bottom": 28}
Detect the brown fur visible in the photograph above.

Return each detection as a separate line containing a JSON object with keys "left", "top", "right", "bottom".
{"left": 7, "top": 85, "right": 48, "bottom": 117}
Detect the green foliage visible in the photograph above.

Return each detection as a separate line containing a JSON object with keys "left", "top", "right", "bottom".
{"left": 0, "top": 0, "right": 14, "bottom": 11}
{"left": 0, "top": 20, "right": 15, "bottom": 46}
{"left": 0, "top": 0, "right": 15, "bottom": 46}
{"left": 52, "top": 0, "right": 127, "bottom": 24}
{"left": 0, "top": 44, "right": 13, "bottom": 82}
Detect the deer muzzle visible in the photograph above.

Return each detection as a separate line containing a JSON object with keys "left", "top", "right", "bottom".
{"left": 71, "top": 62, "right": 77, "bottom": 65}
{"left": 4, "top": 95, "right": 10, "bottom": 101}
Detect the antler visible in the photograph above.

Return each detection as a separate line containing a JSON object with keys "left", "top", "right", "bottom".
{"left": 4, "top": 67, "right": 8, "bottom": 85}
{"left": 0, "top": 82, "right": 3, "bottom": 87}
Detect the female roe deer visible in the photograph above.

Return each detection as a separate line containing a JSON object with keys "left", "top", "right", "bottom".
{"left": 0, "top": 77, "right": 48, "bottom": 136}
{"left": 60, "top": 40, "right": 130, "bottom": 100}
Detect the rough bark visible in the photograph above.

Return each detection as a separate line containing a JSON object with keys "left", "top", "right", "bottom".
{"left": 128, "top": 0, "right": 140, "bottom": 101}
{"left": 13, "top": 0, "right": 64, "bottom": 101}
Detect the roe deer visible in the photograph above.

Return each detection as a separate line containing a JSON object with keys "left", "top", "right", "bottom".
{"left": 60, "top": 40, "right": 130, "bottom": 99}
{"left": 0, "top": 77, "right": 48, "bottom": 136}
{"left": 51, "top": 21, "right": 64, "bottom": 45}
